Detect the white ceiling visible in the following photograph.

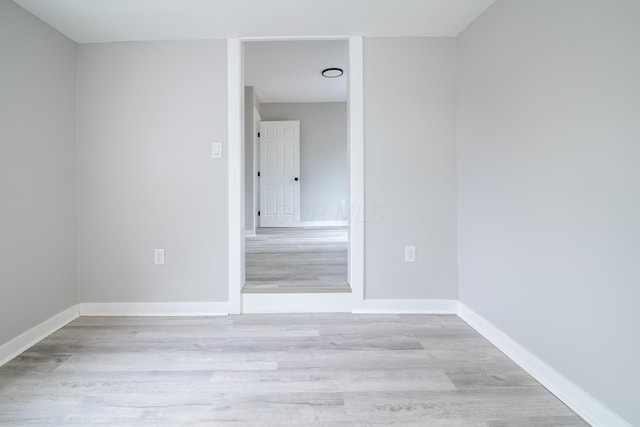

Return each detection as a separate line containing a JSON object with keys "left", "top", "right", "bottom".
{"left": 12, "top": 0, "right": 496, "bottom": 43}
{"left": 245, "top": 40, "right": 348, "bottom": 103}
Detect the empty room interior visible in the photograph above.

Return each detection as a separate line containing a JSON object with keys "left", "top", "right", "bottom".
{"left": 0, "top": 0, "right": 638, "bottom": 426}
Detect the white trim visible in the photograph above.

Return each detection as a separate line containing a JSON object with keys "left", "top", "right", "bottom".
{"left": 245, "top": 229, "right": 256, "bottom": 237}
{"left": 353, "top": 299, "right": 458, "bottom": 314}
{"left": 457, "top": 303, "right": 630, "bottom": 427}
{"left": 227, "top": 38, "right": 243, "bottom": 315}
{"left": 79, "top": 302, "right": 229, "bottom": 317}
{"left": 242, "top": 293, "right": 351, "bottom": 313}
{"left": 348, "top": 36, "right": 365, "bottom": 310}
{"left": 300, "top": 220, "right": 348, "bottom": 228}
{"left": 0, "top": 305, "right": 79, "bottom": 367}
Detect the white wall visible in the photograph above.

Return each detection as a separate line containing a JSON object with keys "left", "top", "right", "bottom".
{"left": 77, "top": 41, "right": 228, "bottom": 303}
{"left": 260, "top": 102, "right": 348, "bottom": 224}
{"left": 364, "top": 38, "right": 458, "bottom": 300}
{"left": 0, "top": 1, "right": 78, "bottom": 346}
{"left": 456, "top": 1, "right": 640, "bottom": 425}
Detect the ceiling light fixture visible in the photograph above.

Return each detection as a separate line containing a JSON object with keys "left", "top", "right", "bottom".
{"left": 321, "top": 67, "right": 344, "bottom": 78}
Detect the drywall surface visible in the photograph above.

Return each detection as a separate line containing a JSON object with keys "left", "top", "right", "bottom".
{"left": 456, "top": 1, "right": 640, "bottom": 424}
{"left": 260, "top": 102, "right": 348, "bottom": 224}
{"left": 0, "top": 0, "right": 78, "bottom": 346}
{"left": 363, "top": 37, "right": 458, "bottom": 299}
{"left": 77, "top": 41, "right": 228, "bottom": 303}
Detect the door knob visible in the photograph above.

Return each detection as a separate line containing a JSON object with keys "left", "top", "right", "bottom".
{"left": 294, "top": 177, "right": 299, "bottom": 181}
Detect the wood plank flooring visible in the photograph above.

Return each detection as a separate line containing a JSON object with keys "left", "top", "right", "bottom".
{"left": 244, "top": 227, "right": 350, "bottom": 293}
{"left": 0, "top": 314, "right": 588, "bottom": 426}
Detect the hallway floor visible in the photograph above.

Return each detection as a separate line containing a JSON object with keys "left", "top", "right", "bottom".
{"left": 243, "top": 227, "right": 350, "bottom": 294}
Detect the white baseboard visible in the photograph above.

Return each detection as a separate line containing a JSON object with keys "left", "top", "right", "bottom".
{"left": 300, "top": 220, "right": 348, "bottom": 227}
{"left": 0, "top": 305, "right": 79, "bottom": 367}
{"left": 457, "top": 303, "right": 630, "bottom": 427}
{"left": 242, "top": 293, "right": 351, "bottom": 313}
{"left": 79, "top": 302, "right": 229, "bottom": 316}
{"left": 353, "top": 299, "right": 458, "bottom": 314}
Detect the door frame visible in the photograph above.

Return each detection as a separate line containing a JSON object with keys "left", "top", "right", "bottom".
{"left": 227, "top": 36, "right": 364, "bottom": 314}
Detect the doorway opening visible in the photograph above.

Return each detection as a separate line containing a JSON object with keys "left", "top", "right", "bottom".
{"left": 242, "top": 40, "right": 349, "bottom": 294}
{"left": 227, "top": 37, "right": 364, "bottom": 313}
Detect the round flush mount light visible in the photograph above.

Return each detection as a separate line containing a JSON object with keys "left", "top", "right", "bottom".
{"left": 321, "top": 67, "right": 344, "bottom": 78}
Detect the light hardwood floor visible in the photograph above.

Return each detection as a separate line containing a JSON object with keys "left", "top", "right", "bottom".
{"left": 0, "top": 314, "right": 587, "bottom": 426}
{"left": 244, "top": 227, "right": 350, "bottom": 293}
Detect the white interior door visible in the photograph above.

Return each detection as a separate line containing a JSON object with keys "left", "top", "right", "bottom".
{"left": 259, "top": 120, "right": 300, "bottom": 227}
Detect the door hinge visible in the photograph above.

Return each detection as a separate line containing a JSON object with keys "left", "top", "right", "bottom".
{"left": 257, "top": 171, "right": 260, "bottom": 177}
{"left": 258, "top": 211, "right": 260, "bottom": 216}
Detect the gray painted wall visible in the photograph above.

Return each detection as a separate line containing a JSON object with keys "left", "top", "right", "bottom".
{"left": 364, "top": 38, "right": 458, "bottom": 300}
{"left": 0, "top": 1, "right": 78, "bottom": 346}
{"left": 77, "top": 41, "right": 228, "bottom": 303}
{"left": 456, "top": 1, "right": 640, "bottom": 425}
{"left": 260, "top": 102, "right": 348, "bottom": 223}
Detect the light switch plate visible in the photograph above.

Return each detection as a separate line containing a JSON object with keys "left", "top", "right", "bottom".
{"left": 404, "top": 246, "right": 416, "bottom": 263}
{"left": 211, "top": 142, "right": 223, "bottom": 158}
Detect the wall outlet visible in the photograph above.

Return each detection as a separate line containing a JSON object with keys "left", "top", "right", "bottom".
{"left": 154, "top": 248, "right": 165, "bottom": 265}
{"left": 404, "top": 246, "right": 416, "bottom": 263}
{"left": 340, "top": 199, "right": 346, "bottom": 207}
